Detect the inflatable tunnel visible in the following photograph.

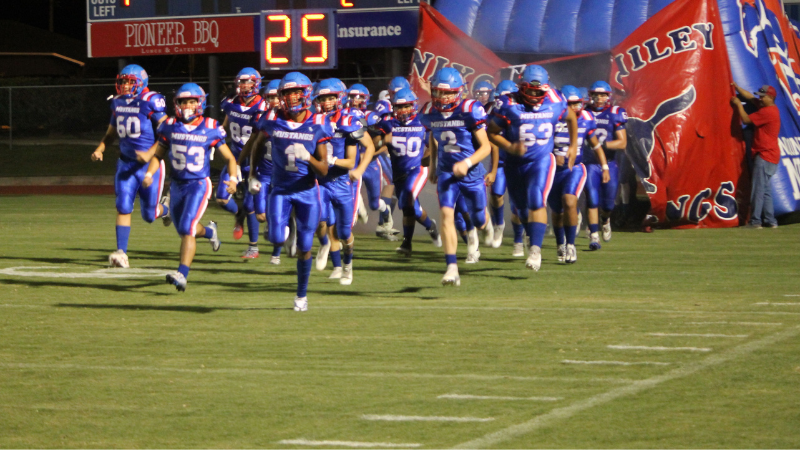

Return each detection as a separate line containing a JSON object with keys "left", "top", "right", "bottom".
{"left": 433, "top": 0, "right": 679, "bottom": 54}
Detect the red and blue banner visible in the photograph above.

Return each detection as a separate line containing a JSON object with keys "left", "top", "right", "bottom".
{"left": 720, "top": 0, "right": 800, "bottom": 217}
{"left": 610, "top": 0, "right": 746, "bottom": 228}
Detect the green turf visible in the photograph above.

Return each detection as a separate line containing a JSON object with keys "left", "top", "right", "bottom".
{"left": 0, "top": 195, "right": 798, "bottom": 448}
{"left": 0, "top": 144, "right": 118, "bottom": 178}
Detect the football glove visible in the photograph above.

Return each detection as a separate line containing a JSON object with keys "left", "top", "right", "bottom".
{"left": 248, "top": 177, "right": 262, "bottom": 195}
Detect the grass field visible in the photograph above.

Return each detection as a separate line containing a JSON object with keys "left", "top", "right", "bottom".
{"left": 1, "top": 195, "right": 799, "bottom": 448}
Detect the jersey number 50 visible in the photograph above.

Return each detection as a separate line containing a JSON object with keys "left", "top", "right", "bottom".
{"left": 391, "top": 136, "right": 422, "bottom": 157}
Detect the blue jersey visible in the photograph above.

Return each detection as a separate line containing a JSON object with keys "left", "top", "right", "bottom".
{"left": 379, "top": 114, "right": 427, "bottom": 178}
{"left": 343, "top": 108, "right": 381, "bottom": 167}
{"left": 420, "top": 99, "right": 488, "bottom": 181}
{"left": 157, "top": 117, "right": 226, "bottom": 181}
{"left": 320, "top": 109, "right": 363, "bottom": 183}
{"left": 255, "top": 109, "right": 333, "bottom": 194}
{"left": 220, "top": 95, "right": 268, "bottom": 160}
{"left": 373, "top": 99, "right": 392, "bottom": 118}
{"left": 109, "top": 90, "right": 166, "bottom": 161}
{"left": 491, "top": 89, "right": 567, "bottom": 164}
{"left": 585, "top": 104, "right": 628, "bottom": 164}
{"left": 486, "top": 96, "right": 515, "bottom": 169}
{"left": 554, "top": 109, "right": 597, "bottom": 169}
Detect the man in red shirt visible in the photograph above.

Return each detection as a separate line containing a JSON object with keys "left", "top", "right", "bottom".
{"left": 731, "top": 83, "right": 781, "bottom": 228}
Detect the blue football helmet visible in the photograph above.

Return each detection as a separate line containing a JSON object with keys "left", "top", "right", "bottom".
{"left": 174, "top": 83, "right": 207, "bottom": 122}
{"left": 314, "top": 78, "right": 344, "bottom": 113}
{"left": 472, "top": 80, "right": 495, "bottom": 102}
{"left": 518, "top": 65, "right": 550, "bottom": 106}
{"left": 347, "top": 83, "right": 370, "bottom": 110}
{"left": 561, "top": 85, "right": 582, "bottom": 103}
{"left": 589, "top": 80, "right": 613, "bottom": 109}
{"left": 116, "top": 64, "right": 149, "bottom": 97}
{"left": 494, "top": 79, "right": 519, "bottom": 99}
{"left": 430, "top": 67, "right": 465, "bottom": 112}
{"left": 392, "top": 87, "right": 418, "bottom": 122}
{"left": 235, "top": 67, "right": 262, "bottom": 99}
{"left": 388, "top": 77, "right": 411, "bottom": 95}
{"left": 278, "top": 72, "right": 313, "bottom": 114}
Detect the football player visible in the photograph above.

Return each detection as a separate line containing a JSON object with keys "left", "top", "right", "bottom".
{"left": 490, "top": 80, "right": 523, "bottom": 253}
{"left": 487, "top": 65, "right": 579, "bottom": 271}
{"left": 312, "top": 78, "right": 371, "bottom": 285}
{"left": 375, "top": 87, "right": 441, "bottom": 256}
{"left": 243, "top": 72, "right": 331, "bottom": 312}
{"left": 345, "top": 83, "right": 397, "bottom": 239}
{"left": 420, "top": 68, "right": 492, "bottom": 285}
{"left": 219, "top": 68, "right": 268, "bottom": 259}
{"left": 549, "top": 86, "right": 609, "bottom": 263}
{"left": 141, "top": 83, "right": 239, "bottom": 291}
{"left": 584, "top": 81, "right": 627, "bottom": 248}
{"left": 92, "top": 64, "right": 170, "bottom": 269}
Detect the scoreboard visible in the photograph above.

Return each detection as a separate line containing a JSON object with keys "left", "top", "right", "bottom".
{"left": 86, "top": 0, "right": 420, "bottom": 67}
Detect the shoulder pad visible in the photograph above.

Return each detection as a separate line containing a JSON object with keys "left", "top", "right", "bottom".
{"left": 166, "top": 117, "right": 176, "bottom": 125}
{"left": 580, "top": 110, "right": 594, "bottom": 121}
{"left": 351, "top": 126, "right": 366, "bottom": 140}
{"left": 546, "top": 89, "right": 562, "bottom": 103}
{"left": 422, "top": 102, "right": 434, "bottom": 114}
{"left": 461, "top": 99, "right": 476, "bottom": 113}
{"left": 313, "top": 113, "right": 327, "bottom": 125}
{"left": 205, "top": 118, "right": 218, "bottom": 128}
{"left": 266, "top": 109, "right": 278, "bottom": 121}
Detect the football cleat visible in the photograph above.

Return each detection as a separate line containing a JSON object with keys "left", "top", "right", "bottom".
{"left": 166, "top": 271, "right": 187, "bottom": 292}
{"left": 525, "top": 245, "right": 542, "bottom": 271}
{"left": 482, "top": 214, "right": 494, "bottom": 247}
{"left": 293, "top": 296, "right": 308, "bottom": 312}
{"left": 316, "top": 241, "right": 331, "bottom": 271}
{"left": 512, "top": 242, "right": 524, "bottom": 257}
{"left": 108, "top": 250, "right": 129, "bottom": 268}
{"left": 357, "top": 194, "right": 369, "bottom": 224}
{"left": 241, "top": 247, "right": 259, "bottom": 259}
{"left": 233, "top": 224, "right": 244, "bottom": 240}
{"left": 269, "top": 255, "right": 281, "bottom": 265}
{"left": 589, "top": 232, "right": 602, "bottom": 250}
{"left": 396, "top": 241, "right": 412, "bottom": 256}
{"left": 602, "top": 220, "right": 612, "bottom": 242}
{"left": 441, "top": 264, "right": 461, "bottom": 286}
{"left": 329, "top": 266, "right": 343, "bottom": 279}
{"left": 557, "top": 244, "right": 566, "bottom": 262}
{"left": 285, "top": 219, "right": 297, "bottom": 257}
{"left": 340, "top": 263, "right": 353, "bottom": 285}
{"left": 466, "top": 250, "right": 481, "bottom": 264}
{"left": 491, "top": 223, "right": 505, "bottom": 248}
{"left": 207, "top": 221, "right": 221, "bottom": 252}
{"left": 428, "top": 220, "right": 442, "bottom": 247}
{"left": 160, "top": 195, "right": 172, "bottom": 227}
{"left": 467, "top": 228, "right": 479, "bottom": 256}
{"left": 565, "top": 244, "right": 577, "bottom": 264}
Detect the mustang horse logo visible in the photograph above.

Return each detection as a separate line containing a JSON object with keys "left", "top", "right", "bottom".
{"left": 625, "top": 86, "right": 696, "bottom": 194}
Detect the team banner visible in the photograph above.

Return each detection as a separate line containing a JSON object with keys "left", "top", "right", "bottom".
{"left": 721, "top": 0, "right": 800, "bottom": 216}
{"left": 409, "top": 2, "right": 509, "bottom": 105}
{"left": 610, "top": 0, "right": 745, "bottom": 228}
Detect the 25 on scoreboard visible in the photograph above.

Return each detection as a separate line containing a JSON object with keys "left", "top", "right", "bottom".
{"left": 260, "top": 9, "right": 336, "bottom": 71}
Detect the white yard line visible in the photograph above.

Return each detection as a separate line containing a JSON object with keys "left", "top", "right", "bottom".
{"left": 562, "top": 360, "right": 670, "bottom": 366}
{"left": 316, "top": 305, "right": 800, "bottom": 316}
{"left": 363, "top": 414, "right": 494, "bottom": 423}
{"left": 453, "top": 326, "right": 800, "bottom": 449}
{"left": 783, "top": 294, "right": 800, "bottom": 297}
{"left": 278, "top": 439, "right": 421, "bottom": 448}
{"left": 685, "top": 322, "right": 782, "bottom": 326}
{"left": 438, "top": 394, "right": 562, "bottom": 401}
{"left": 755, "top": 302, "right": 800, "bottom": 306}
{"left": 608, "top": 345, "right": 712, "bottom": 352}
{"left": 646, "top": 333, "right": 748, "bottom": 338}
{"left": 0, "top": 362, "right": 632, "bottom": 384}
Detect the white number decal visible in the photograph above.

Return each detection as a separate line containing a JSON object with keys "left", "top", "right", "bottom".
{"left": 264, "top": 141, "right": 273, "bottom": 161}
{"left": 519, "top": 122, "right": 554, "bottom": 148}
{"left": 284, "top": 143, "right": 303, "bottom": 172}
{"left": 595, "top": 128, "right": 608, "bottom": 144}
{"left": 392, "top": 136, "right": 422, "bottom": 157}
{"left": 229, "top": 122, "right": 253, "bottom": 144}
{"left": 116, "top": 116, "right": 141, "bottom": 139}
{"left": 439, "top": 131, "right": 460, "bottom": 153}
{"left": 171, "top": 144, "right": 205, "bottom": 172}
{"left": 154, "top": 98, "right": 166, "bottom": 109}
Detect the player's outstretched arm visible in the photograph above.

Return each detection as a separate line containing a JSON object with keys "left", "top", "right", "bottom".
{"left": 334, "top": 144, "right": 357, "bottom": 170}
{"left": 242, "top": 130, "right": 264, "bottom": 167}
{"left": 485, "top": 141, "right": 499, "bottom": 186}
{"left": 487, "top": 121, "right": 523, "bottom": 156}
{"left": 427, "top": 132, "right": 438, "bottom": 183}
{"left": 350, "top": 133, "right": 376, "bottom": 180}
{"left": 217, "top": 143, "right": 240, "bottom": 194}
{"left": 136, "top": 141, "right": 160, "bottom": 164}
{"left": 565, "top": 107, "right": 579, "bottom": 170}
{"left": 308, "top": 142, "right": 329, "bottom": 177}
{"left": 142, "top": 143, "right": 168, "bottom": 188}
{"left": 92, "top": 125, "right": 117, "bottom": 162}
{"left": 604, "top": 127, "right": 628, "bottom": 151}
{"left": 454, "top": 127, "right": 490, "bottom": 178}
{"left": 587, "top": 136, "right": 611, "bottom": 183}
